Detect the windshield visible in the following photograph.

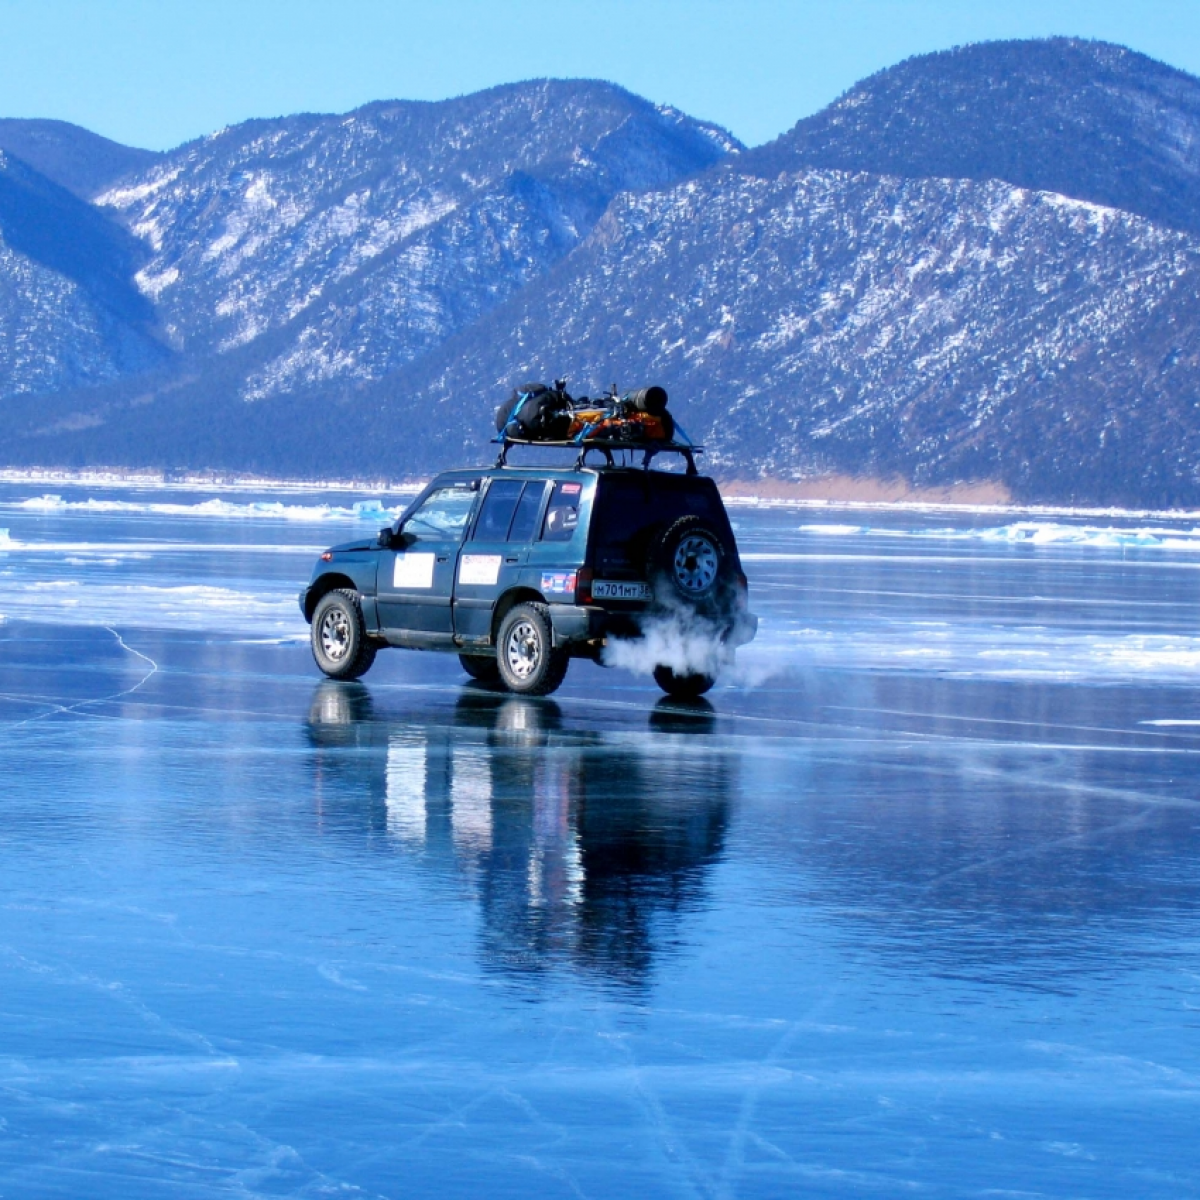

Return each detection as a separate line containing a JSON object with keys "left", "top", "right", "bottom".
{"left": 403, "top": 485, "right": 478, "bottom": 543}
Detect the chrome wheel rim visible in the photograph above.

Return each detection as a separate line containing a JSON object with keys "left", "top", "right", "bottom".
{"left": 319, "top": 606, "right": 352, "bottom": 661}
{"left": 673, "top": 534, "right": 719, "bottom": 594}
{"left": 505, "top": 619, "right": 541, "bottom": 680}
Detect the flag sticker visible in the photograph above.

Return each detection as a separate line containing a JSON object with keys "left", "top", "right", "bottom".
{"left": 540, "top": 571, "right": 577, "bottom": 595}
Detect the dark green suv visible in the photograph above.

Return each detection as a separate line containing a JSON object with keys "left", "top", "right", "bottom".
{"left": 299, "top": 463, "right": 757, "bottom": 697}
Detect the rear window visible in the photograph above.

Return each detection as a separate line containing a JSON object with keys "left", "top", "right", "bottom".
{"left": 591, "top": 474, "right": 726, "bottom": 549}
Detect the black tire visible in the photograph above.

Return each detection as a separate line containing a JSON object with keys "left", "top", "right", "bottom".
{"left": 310, "top": 589, "right": 378, "bottom": 680}
{"left": 496, "top": 602, "right": 569, "bottom": 696}
{"left": 648, "top": 516, "right": 734, "bottom": 613}
{"left": 653, "top": 664, "right": 715, "bottom": 698}
{"left": 459, "top": 653, "right": 501, "bottom": 682}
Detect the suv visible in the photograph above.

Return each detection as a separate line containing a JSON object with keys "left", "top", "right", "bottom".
{"left": 299, "top": 462, "right": 757, "bottom": 698}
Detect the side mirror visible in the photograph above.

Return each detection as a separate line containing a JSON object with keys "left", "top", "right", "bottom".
{"left": 379, "top": 524, "right": 413, "bottom": 549}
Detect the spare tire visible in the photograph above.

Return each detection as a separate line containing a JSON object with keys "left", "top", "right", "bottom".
{"left": 647, "top": 516, "right": 735, "bottom": 614}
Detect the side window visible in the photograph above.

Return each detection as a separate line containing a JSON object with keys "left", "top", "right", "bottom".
{"left": 507, "top": 482, "right": 547, "bottom": 543}
{"left": 472, "top": 479, "right": 524, "bottom": 540}
{"left": 541, "top": 480, "right": 583, "bottom": 542}
{"left": 402, "top": 484, "right": 478, "bottom": 544}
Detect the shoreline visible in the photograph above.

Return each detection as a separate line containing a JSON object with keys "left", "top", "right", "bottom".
{"left": 2, "top": 467, "right": 1199, "bottom": 522}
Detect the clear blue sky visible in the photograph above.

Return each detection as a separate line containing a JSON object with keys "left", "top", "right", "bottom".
{"left": 4, "top": 0, "right": 1200, "bottom": 151}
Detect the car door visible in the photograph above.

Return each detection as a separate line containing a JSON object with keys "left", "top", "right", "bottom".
{"left": 454, "top": 478, "right": 549, "bottom": 644}
{"left": 377, "top": 479, "right": 480, "bottom": 642}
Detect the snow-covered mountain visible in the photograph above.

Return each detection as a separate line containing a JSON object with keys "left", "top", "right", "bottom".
{"left": 5, "top": 40, "right": 1200, "bottom": 506}
{"left": 0, "top": 150, "right": 167, "bottom": 400}
{"left": 94, "top": 81, "right": 737, "bottom": 391}
{"left": 0, "top": 118, "right": 162, "bottom": 199}
{"left": 350, "top": 169, "right": 1200, "bottom": 506}
{"left": 744, "top": 38, "right": 1200, "bottom": 235}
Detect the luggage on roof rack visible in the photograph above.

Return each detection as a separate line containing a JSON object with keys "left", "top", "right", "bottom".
{"left": 491, "top": 379, "right": 703, "bottom": 474}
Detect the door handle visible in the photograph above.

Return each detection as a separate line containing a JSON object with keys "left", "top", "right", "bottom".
{"left": 436, "top": 555, "right": 449, "bottom": 563}
{"left": 505, "top": 556, "right": 520, "bottom": 563}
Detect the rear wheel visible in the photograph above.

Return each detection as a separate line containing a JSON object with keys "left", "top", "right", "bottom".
{"left": 496, "top": 602, "right": 569, "bottom": 696}
{"left": 311, "top": 589, "right": 378, "bottom": 680}
{"left": 459, "top": 653, "right": 500, "bottom": 682}
{"left": 653, "top": 664, "right": 715, "bottom": 699}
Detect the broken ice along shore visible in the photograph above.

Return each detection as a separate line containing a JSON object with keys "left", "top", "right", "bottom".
{"left": 3, "top": 465, "right": 1200, "bottom": 522}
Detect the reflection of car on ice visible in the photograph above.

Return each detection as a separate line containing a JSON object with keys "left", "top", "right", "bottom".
{"left": 299, "top": 395, "right": 757, "bottom": 698}
{"left": 305, "top": 681, "right": 730, "bottom": 985}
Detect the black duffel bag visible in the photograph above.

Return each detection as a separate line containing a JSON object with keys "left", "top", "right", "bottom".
{"left": 494, "top": 382, "right": 572, "bottom": 441}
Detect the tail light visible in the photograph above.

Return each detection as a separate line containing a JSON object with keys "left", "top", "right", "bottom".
{"left": 320, "top": 551, "right": 333, "bottom": 562}
{"left": 576, "top": 567, "right": 594, "bottom": 605}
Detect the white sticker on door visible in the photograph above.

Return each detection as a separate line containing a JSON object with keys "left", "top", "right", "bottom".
{"left": 393, "top": 552, "right": 435, "bottom": 589}
{"left": 458, "top": 554, "right": 502, "bottom": 586}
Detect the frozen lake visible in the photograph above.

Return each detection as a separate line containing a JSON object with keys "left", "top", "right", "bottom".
{"left": 2, "top": 481, "right": 1199, "bottom": 1197}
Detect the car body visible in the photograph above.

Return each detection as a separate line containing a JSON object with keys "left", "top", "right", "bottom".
{"left": 299, "top": 462, "right": 757, "bottom": 697}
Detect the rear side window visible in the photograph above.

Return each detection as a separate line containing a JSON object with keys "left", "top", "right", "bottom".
{"left": 508, "top": 482, "right": 547, "bottom": 543}
{"left": 474, "top": 479, "right": 524, "bottom": 540}
{"left": 472, "top": 479, "right": 548, "bottom": 543}
{"left": 541, "top": 480, "right": 583, "bottom": 542}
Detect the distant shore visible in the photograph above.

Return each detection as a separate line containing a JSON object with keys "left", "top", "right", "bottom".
{"left": 2, "top": 466, "right": 1199, "bottom": 521}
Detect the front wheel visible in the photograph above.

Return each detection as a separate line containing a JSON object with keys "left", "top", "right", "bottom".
{"left": 496, "top": 602, "right": 569, "bottom": 696}
{"left": 311, "top": 589, "right": 378, "bottom": 680}
{"left": 653, "top": 664, "right": 715, "bottom": 699}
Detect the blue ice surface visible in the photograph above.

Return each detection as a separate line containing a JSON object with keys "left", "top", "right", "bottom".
{"left": 1, "top": 482, "right": 1200, "bottom": 1198}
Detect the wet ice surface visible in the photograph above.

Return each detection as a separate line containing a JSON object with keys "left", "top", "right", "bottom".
{"left": 2, "top": 484, "right": 1200, "bottom": 1198}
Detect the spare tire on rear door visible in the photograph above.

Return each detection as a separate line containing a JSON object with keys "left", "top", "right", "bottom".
{"left": 647, "top": 515, "right": 735, "bottom": 616}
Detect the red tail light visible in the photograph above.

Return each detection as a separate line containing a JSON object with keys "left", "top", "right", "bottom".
{"left": 320, "top": 551, "right": 333, "bottom": 562}
{"left": 576, "top": 567, "right": 594, "bottom": 605}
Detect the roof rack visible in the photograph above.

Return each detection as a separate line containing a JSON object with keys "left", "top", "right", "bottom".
{"left": 493, "top": 436, "right": 704, "bottom": 475}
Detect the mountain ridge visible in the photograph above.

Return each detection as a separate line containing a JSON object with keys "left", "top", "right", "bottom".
{"left": 740, "top": 38, "right": 1200, "bottom": 234}
{"left": 0, "top": 118, "right": 162, "bottom": 199}
{"left": 4, "top": 40, "right": 1200, "bottom": 507}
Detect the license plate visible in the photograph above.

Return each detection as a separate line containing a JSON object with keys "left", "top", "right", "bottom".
{"left": 592, "top": 579, "right": 653, "bottom": 602}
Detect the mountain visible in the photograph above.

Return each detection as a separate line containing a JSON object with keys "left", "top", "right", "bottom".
{"left": 93, "top": 80, "right": 738, "bottom": 395}
{"left": 0, "top": 151, "right": 167, "bottom": 401}
{"left": 742, "top": 38, "right": 1200, "bottom": 236}
{"left": 289, "top": 169, "right": 1200, "bottom": 507}
{"left": 0, "top": 118, "right": 162, "bottom": 199}
{"left": 5, "top": 41, "right": 1200, "bottom": 507}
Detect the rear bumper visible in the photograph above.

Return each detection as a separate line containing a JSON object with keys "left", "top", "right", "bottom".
{"left": 725, "top": 611, "right": 758, "bottom": 648}
{"left": 547, "top": 604, "right": 758, "bottom": 649}
{"left": 548, "top": 604, "right": 610, "bottom": 648}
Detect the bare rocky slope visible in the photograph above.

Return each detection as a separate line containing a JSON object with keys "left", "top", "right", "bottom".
{"left": 4, "top": 40, "right": 1200, "bottom": 506}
